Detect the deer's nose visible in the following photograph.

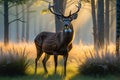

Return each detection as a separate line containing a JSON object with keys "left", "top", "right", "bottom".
{"left": 64, "top": 23, "right": 69, "bottom": 27}
{"left": 65, "top": 24, "right": 68, "bottom": 27}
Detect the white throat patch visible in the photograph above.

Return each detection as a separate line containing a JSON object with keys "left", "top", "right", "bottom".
{"left": 64, "top": 28, "right": 72, "bottom": 33}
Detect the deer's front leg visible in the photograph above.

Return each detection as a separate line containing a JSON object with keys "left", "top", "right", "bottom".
{"left": 63, "top": 53, "right": 68, "bottom": 76}
{"left": 54, "top": 54, "right": 58, "bottom": 74}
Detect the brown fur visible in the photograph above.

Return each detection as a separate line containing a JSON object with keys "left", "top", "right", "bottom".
{"left": 34, "top": 1, "right": 81, "bottom": 76}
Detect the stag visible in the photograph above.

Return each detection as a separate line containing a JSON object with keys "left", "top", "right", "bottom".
{"left": 34, "top": 1, "right": 81, "bottom": 76}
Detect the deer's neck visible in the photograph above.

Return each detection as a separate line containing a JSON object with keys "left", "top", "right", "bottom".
{"left": 62, "top": 24, "right": 74, "bottom": 45}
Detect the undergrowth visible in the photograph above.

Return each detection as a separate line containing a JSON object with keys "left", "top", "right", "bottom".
{"left": 79, "top": 49, "right": 120, "bottom": 76}
{"left": 0, "top": 47, "right": 30, "bottom": 76}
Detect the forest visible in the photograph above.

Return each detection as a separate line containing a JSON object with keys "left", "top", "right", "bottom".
{"left": 0, "top": 0, "right": 119, "bottom": 80}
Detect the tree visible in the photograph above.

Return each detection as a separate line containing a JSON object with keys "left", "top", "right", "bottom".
{"left": 3, "top": 0, "right": 28, "bottom": 45}
{"left": 105, "top": 0, "right": 110, "bottom": 46}
{"left": 116, "top": 0, "right": 120, "bottom": 56}
{"left": 97, "top": 0, "right": 104, "bottom": 48}
{"left": 4, "top": 0, "right": 9, "bottom": 45}
{"left": 15, "top": 2, "right": 19, "bottom": 42}
{"left": 2, "top": 0, "right": 37, "bottom": 44}
{"left": 110, "top": 0, "right": 115, "bottom": 43}
{"left": 26, "top": 2, "right": 30, "bottom": 42}
{"left": 91, "top": 0, "right": 97, "bottom": 49}
{"left": 24, "top": 0, "right": 37, "bottom": 42}
{"left": 53, "top": 0, "right": 66, "bottom": 32}
{"left": 21, "top": 4, "right": 25, "bottom": 42}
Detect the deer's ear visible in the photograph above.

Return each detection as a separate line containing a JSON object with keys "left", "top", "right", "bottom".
{"left": 71, "top": 14, "right": 78, "bottom": 20}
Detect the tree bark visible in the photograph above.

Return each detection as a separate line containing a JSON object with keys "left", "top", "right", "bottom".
{"left": 4, "top": 0, "right": 9, "bottom": 45}
{"left": 22, "top": 4, "right": 25, "bottom": 42}
{"left": 116, "top": 0, "right": 120, "bottom": 56}
{"left": 53, "top": 0, "right": 66, "bottom": 32}
{"left": 91, "top": 0, "right": 97, "bottom": 50}
{"left": 26, "top": 3, "right": 30, "bottom": 42}
{"left": 110, "top": 1, "right": 115, "bottom": 43}
{"left": 16, "top": 4, "right": 19, "bottom": 42}
{"left": 105, "top": 0, "right": 110, "bottom": 45}
{"left": 97, "top": 0, "right": 104, "bottom": 48}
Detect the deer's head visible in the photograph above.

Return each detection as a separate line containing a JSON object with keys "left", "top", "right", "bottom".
{"left": 48, "top": 1, "right": 81, "bottom": 32}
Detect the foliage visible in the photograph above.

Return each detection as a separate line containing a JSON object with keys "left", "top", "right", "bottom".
{"left": 0, "top": 0, "right": 35, "bottom": 4}
{"left": 0, "top": 47, "right": 30, "bottom": 76}
{"left": 7, "top": 0, "right": 27, "bottom": 4}
{"left": 40, "top": 9, "right": 49, "bottom": 15}
{"left": 79, "top": 51, "right": 120, "bottom": 76}
{"left": 0, "top": 0, "right": 24, "bottom": 4}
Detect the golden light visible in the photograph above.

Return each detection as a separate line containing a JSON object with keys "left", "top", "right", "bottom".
{"left": 33, "top": 0, "right": 43, "bottom": 7}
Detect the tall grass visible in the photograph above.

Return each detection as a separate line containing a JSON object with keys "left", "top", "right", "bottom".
{"left": 78, "top": 45, "right": 120, "bottom": 76}
{"left": 0, "top": 42, "right": 116, "bottom": 78}
{"left": 0, "top": 47, "right": 30, "bottom": 76}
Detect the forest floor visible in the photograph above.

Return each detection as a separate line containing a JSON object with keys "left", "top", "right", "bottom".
{"left": 0, "top": 66, "right": 120, "bottom": 80}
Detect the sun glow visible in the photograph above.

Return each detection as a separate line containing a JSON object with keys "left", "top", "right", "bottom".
{"left": 33, "top": 0, "right": 43, "bottom": 7}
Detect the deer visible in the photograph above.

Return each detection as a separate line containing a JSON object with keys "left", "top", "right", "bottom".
{"left": 34, "top": 1, "right": 81, "bottom": 76}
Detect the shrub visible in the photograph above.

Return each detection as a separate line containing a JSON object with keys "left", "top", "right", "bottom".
{"left": 0, "top": 47, "right": 30, "bottom": 76}
{"left": 79, "top": 50, "right": 120, "bottom": 76}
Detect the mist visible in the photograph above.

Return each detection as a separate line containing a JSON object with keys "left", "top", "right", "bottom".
{"left": 0, "top": 1, "right": 116, "bottom": 45}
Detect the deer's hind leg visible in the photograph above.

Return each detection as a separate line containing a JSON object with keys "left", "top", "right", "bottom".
{"left": 42, "top": 54, "right": 50, "bottom": 73}
{"left": 35, "top": 46, "right": 43, "bottom": 75}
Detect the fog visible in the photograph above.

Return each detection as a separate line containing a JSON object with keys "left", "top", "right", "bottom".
{"left": 0, "top": 1, "right": 116, "bottom": 45}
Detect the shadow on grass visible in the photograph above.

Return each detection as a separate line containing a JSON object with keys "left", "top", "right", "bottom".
{"left": 35, "top": 72, "right": 65, "bottom": 80}
{"left": 0, "top": 73, "right": 63, "bottom": 80}
{"left": 1, "top": 71, "right": 120, "bottom": 80}
{"left": 70, "top": 73, "right": 120, "bottom": 80}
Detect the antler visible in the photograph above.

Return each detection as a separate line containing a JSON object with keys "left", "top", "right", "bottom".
{"left": 48, "top": 2, "right": 63, "bottom": 17}
{"left": 69, "top": 0, "right": 81, "bottom": 16}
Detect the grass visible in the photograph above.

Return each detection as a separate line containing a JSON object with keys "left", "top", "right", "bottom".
{"left": 0, "top": 72, "right": 120, "bottom": 80}
{"left": 0, "top": 47, "right": 30, "bottom": 76}
{"left": 0, "top": 42, "right": 118, "bottom": 80}
{"left": 0, "top": 65, "right": 120, "bottom": 80}
{"left": 78, "top": 47, "right": 120, "bottom": 76}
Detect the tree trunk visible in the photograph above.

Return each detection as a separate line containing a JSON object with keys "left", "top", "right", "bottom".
{"left": 16, "top": 4, "right": 19, "bottom": 42}
{"left": 97, "top": 0, "right": 104, "bottom": 48}
{"left": 22, "top": 4, "right": 25, "bottom": 42}
{"left": 116, "top": 0, "right": 120, "bottom": 56}
{"left": 53, "top": 0, "right": 66, "bottom": 32}
{"left": 110, "top": 1, "right": 115, "bottom": 43}
{"left": 91, "top": 0, "right": 97, "bottom": 50}
{"left": 4, "top": 0, "right": 9, "bottom": 45}
{"left": 105, "top": 0, "right": 110, "bottom": 45}
{"left": 34, "top": 15, "right": 37, "bottom": 36}
{"left": 26, "top": 3, "right": 30, "bottom": 42}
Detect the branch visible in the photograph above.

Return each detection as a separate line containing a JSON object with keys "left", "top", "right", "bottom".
{"left": 9, "top": 19, "right": 18, "bottom": 24}
{"left": 9, "top": 4, "right": 16, "bottom": 9}
{"left": 18, "top": 19, "right": 26, "bottom": 23}
{"left": 8, "top": 0, "right": 17, "bottom": 8}
{"left": 17, "top": 0, "right": 37, "bottom": 16}
{"left": 9, "top": 18, "right": 26, "bottom": 24}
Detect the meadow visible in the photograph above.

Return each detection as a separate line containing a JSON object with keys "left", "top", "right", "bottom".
{"left": 0, "top": 42, "right": 119, "bottom": 80}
